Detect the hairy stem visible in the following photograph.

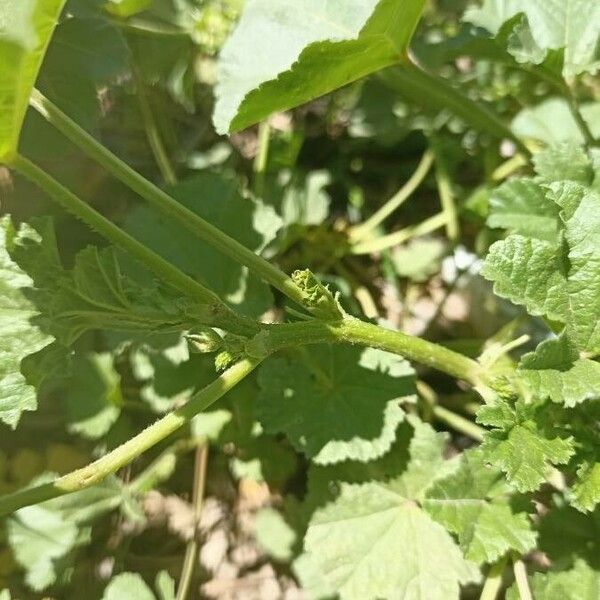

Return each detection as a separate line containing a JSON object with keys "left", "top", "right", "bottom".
{"left": 10, "top": 154, "right": 258, "bottom": 336}
{"left": 351, "top": 212, "right": 447, "bottom": 254}
{"left": 0, "top": 358, "right": 260, "bottom": 517}
{"left": 29, "top": 90, "right": 309, "bottom": 312}
{"left": 382, "top": 60, "right": 530, "bottom": 156}
{"left": 249, "top": 316, "right": 484, "bottom": 385}
{"left": 349, "top": 150, "right": 434, "bottom": 242}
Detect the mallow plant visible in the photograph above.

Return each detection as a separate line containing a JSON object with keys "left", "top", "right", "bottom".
{"left": 0, "top": 0, "right": 598, "bottom": 598}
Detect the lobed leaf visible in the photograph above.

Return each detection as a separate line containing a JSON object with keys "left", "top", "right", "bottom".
{"left": 213, "top": 0, "right": 427, "bottom": 133}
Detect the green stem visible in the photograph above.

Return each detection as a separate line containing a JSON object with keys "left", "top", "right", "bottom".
{"left": 381, "top": 60, "right": 530, "bottom": 156}
{"left": 11, "top": 154, "right": 257, "bottom": 336}
{"left": 176, "top": 443, "right": 208, "bottom": 600}
{"left": 431, "top": 405, "right": 485, "bottom": 442}
{"left": 512, "top": 555, "right": 533, "bottom": 600}
{"left": 131, "top": 56, "right": 178, "bottom": 185}
{"left": 351, "top": 212, "right": 447, "bottom": 254}
{"left": 433, "top": 149, "right": 459, "bottom": 242}
{"left": 249, "top": 316, "right": 484, "bottom": 385}
{"left": 349, "top": 150, "right": 434, "bottom": 242}
{"left": 253, "top": 120, "right": 271, "bottom": 197}
{"left": 565, "top": 93, "right": 597, "bottom": 147}
{"left": 0, "top": 358, "right": 260, "bottom": 517}
{"left": 29, "top": 90, "right": 308, "bottom": 312}
{"left": 479, "top": 555, "right": 508, "bottom": 600}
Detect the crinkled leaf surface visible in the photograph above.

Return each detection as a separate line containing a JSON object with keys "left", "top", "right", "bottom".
{"left": 125, "top": 172, "right": 282, "bottom": 318}
{"left": 478, "top": 400, "right": 574, "bottom": 492}
{"left": 518, "top": 333, "right": 600, "bottom": 407}
{"left": 0, "top": 216, "right": 53, "bottom": 427}
{"left": 0, "top": 0, "right": 66, "bottom": 161}
{"left": 256, "top": 345, "right": 415, "bottom": 464}
{"left": 303, "top": 419, "right": 479, "bottom": 600}
{"left": 214, "top": 0, "right": 426, "bottom": 133}
{"left": 423, "top": 449, "right": 536, "bottom": 563}
{"left": 464, "top": 0, "right": 600, "bottom": 77}
{"left": 482, "top": 151, "right": 600, "bottom": 355}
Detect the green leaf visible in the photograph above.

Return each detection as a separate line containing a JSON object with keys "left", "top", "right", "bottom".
{"left": 478, "top": 400, "right": 575, "bottom": 492}
{"left": 464, "top": 0, "right": 600, "bottom": 77}
{"left": 102, "top": 573, "right": 156, "bottom": 600}
{"left": 487, "top": 178, "right": 559, "bottom": 241}
{"left": 64, "top": 352, "right": 123, "bottom": 439}
{"left": 7, "top": 503, "right": 79, "bottom": 591}
{"left": 154, "top": 571, "right": 176, "bottom": 600}
{"left": 518, "top": 333, "right": 600, "bottom": 407}
{"left": 0, "top": 216, "right": 54, "bottom": 427}
{"left": 7, "top": 218, "right": 208, "bottom": 345}
{"left": 302, "top": 419, "right": 478, "bottom": 600}
{"left": 214, "top": 0, "right": 426, "bottom": 133}
{"left": 391, "top": 238, "right": 446, "bottom": 282}
{"left": 254, "top": 508, "right": 296, "bottom": 562}
{"left": 124, "top": 172, "right": 282, "bottom": 318}
{"left": 533, "top": 142, "right": 594, "bottom": 185}
{"left": 256, "top": 345, "right": 415, "bottom": 464}
{"left": 512, "top": 98, "right": 600, "bottom": 145}
{"left": 506, "top": 560, "right": 600, "bottom": 600}
{"left": 572, "top": 462, "right": 600, "bottom": 513}
{"left": 0, "top": 0, "right": 66, "bottom": 161}
{"left": 423, "top": 449, "right": 537, "bottom": 564}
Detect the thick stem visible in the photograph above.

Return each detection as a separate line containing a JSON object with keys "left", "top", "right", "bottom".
{"left": 381, "top": 60, "right": 530, "bottom": 156}
{"left": 479, "top": 555, "right": 508, "bottom": 600}
{"left": 29, "top": 90, "right": 308, "bottom": 312}
{"left": 0, "top": 358, "right": 260, "bottom": 517}
{"left": 249, "top": 316, "right": 484, "bottom": 385}
{"left": 351, "top": 212, "right": 447, "bottom": 255}
{"left": 349, "top": 150, "right": 434, "bottom": 242}
{"left": 11, "top": 154, "right": 258, "bottom": 336}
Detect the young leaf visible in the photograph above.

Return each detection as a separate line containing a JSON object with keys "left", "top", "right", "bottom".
{"left": 464, "top": 0, "right": 600, "bottom": 77}
{"left": 102, "top": 573, "right": 156, "bottom": 600}
{"left": 0, "top": 0, "right": 66, "bottom": 162}
{"left": 0, "top": 216, "right": 54, "bottom": 427}
{"left": 256, "top": 346, "right": 415, "bottom": 465}
{"left": 302, "top": 419, "right": 479, "bottom": 600}
{"left": 518, "top": 333, "right": 600, "bottom": 407}
{"left": 213, "top": 0, "right": 427, "bottom": 133}
{"left": 423, "top": 449, "right": 537, "bottom": 564}
{"left": 478, "top": 400, "right": 575, "bottom": 492}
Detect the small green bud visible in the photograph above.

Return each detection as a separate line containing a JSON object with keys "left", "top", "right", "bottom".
{"left": 186, "top": 328, "right": 224, "bottom": 354}
{"left": 292, "top": 269, "right": 343, "bottom": 320}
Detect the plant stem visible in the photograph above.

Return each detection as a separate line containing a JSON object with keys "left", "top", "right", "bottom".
{"left": 253, "top": 120, "right": 271, "bottom": 198}
{"left": 433, "top": 149, "right": 459, "bottom": 242}
{"left": 351, "top": 212, "right": 447, "bottom": 255}
{"left": 0, "top": 358, "right": 261, "bottom": 517}
{"left": 512, "top": 556, "right": 533, "bottom": 600}
{"left": 249, "top": 316, "right": 484, "bottom": 385}
{"left": 349, "top": 150, "right": 434, "bottom": 242}
{"left": 381, "top": 60, "right": 530, "bottom": 156}
{"left": 29, "top": 90, "right": 308, "bottom": 312}
{"left": 432, "top": 405, "right": 485, "bottom": 442}
{"left": 479, "top": 555, "right": 508, "bottom": 600}
{"left": 176, "top": 443, "right": 208, "bottom": 600}
{"left": 131, "top": 57, "right": 178, "bottom": 185}
{"left": 11, "top": 154, "right": 258, "bottom": 336}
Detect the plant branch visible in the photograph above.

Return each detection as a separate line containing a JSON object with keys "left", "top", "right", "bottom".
{"left": 431, "top": 405, "right": 485, "bottom": 442}
{"left": 433, "top": 147, "right": 459, "bottom": 242}
{"left": 253, "top": 120, "right": 271, "bottom": 198}
{"left": 10, "top": 154, "right": 258, "bottom": 337}
{"left": 248, "top": 316, "right": 484, "bottom": 385}
{"left": 29, "top": 90, "right": 309, "bottom": 313}
{"left": 479, "top": 555, "right": 508, "bottom": 600}
{"left": 0, "top": 358, "right": 261, "bottom": 517}
{"left": 381, "top": 59, "right": 530, "bottom": 156}
{"left": 349, "top": 150, "right": 434, "bottom": 242}
{"left": 351, "top": 212, "right": 447, "bottom": 255}
{"left": 512, "top": 555, "right": 533, "bottom": 600}
{"left": 176, "top": 443, "right": 208, "bottom": 600}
